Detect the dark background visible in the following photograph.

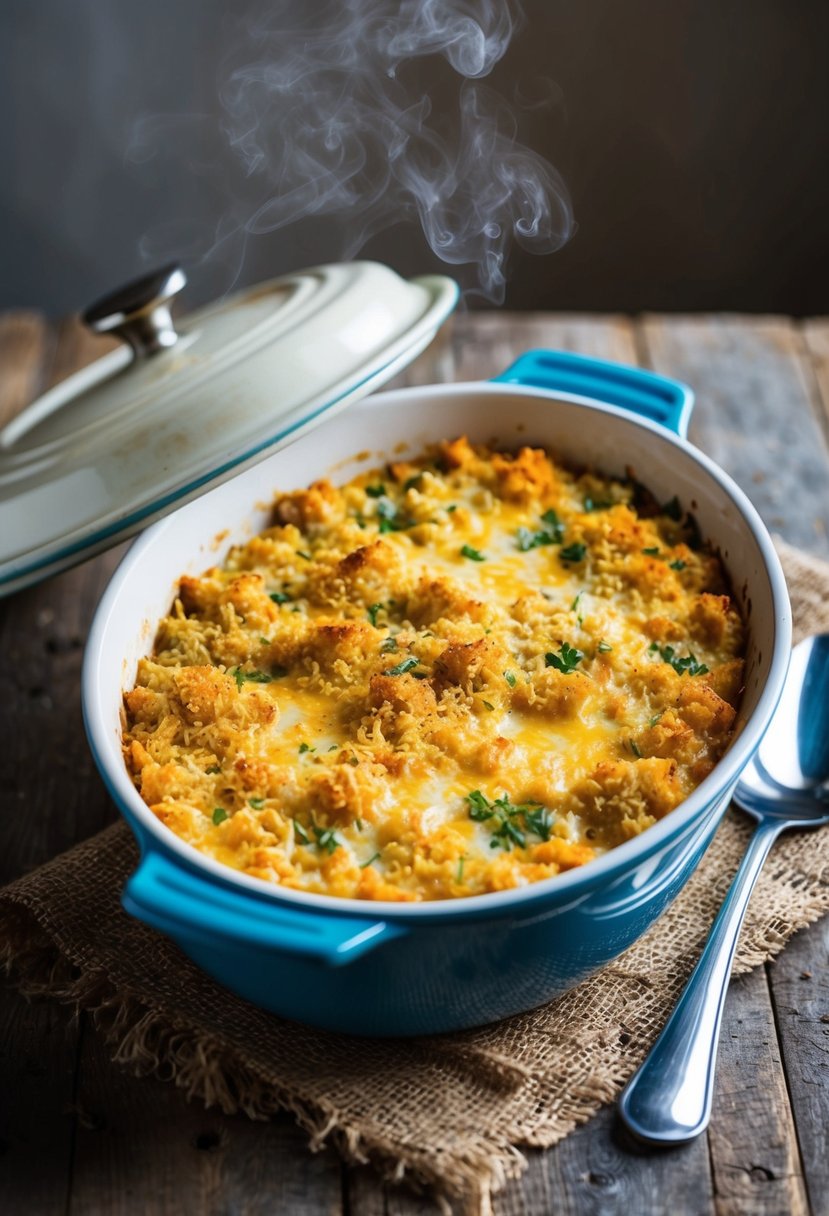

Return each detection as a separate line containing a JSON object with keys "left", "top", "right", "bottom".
{"left": 2, "top": 0, "right": 828, "bottom": 317}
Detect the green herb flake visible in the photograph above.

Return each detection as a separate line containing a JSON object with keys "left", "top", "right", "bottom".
{"left": 206, "top": 765, "right": 221, "bottom": 775}
{"left": 403, "top": 474, "right": 423, "bottom": 492}
{"left": 259, "top": 636, "right": 271, "bottom": 645}
{"left": 663, "top": 495, "right": 682, "bottom": 521}
{"left": 584, "top": 496, "right": 612, "bottom": 513}
{"left": 298, "top": 742, "right": 315, "bottom": 754}
{"left": 360, "top": 852, "right": 381, "bottom": 869}
{"left": 571, "top": 590, "right": 585, "bottom": 623}
{"left": 269, "top": 591, "right": 292, "bottom": 604}
{"left": 348, "top": 756, "right": 360, "bottom": 767}
{"left": 504, "top": 670, "right": 517, "bottom": 688}
{"left": 649, "top": 713, "right": 662, "bottom": 728}
{"left": 365, "top": 483, "right": 386, "bottom": 498}
{"left": 231, "top": 666, "right": 274, "bottom": 689}
{"left": 385, "top": 655, "right": 419, "bottom": 676}
{"left": 380, "top": 636, "right": 399, "bottom": 654}
{"left": 296, "top": 550, "right": 312, "bottom": 561}
{"left": 654, "top": 644, "right": 709, "bottom": 677}
{"left": 313, "top": 825, "right": 340, "bottom": 855}
{"left": 328, "top": 744, "right": 339, "bottom": 752}
{"left": 545, "top": 642, "right": 584, "bottom": 674}
{"left": 212, "top": 807, "right": 229, "bottom": 826}
{"left": 456, "top": 855, "right": 466, "bottom": 883}
{"left": 642, "top": 546, "right": 660, "bottom": 556}
{"left": 597, "top": 640, "right": 613, "bottom": 654}
{"left": 460, "top": 544, "right": 486, "bottom": 562}
{"left": 355, "top": 818, "right": 363, "bottom": 831}
{"left": 669, "top": 559, "right": 687, "bottom": 571}
{"left": 628, "top": 739, "right": 642, "bottom": 758}
{"left": 293, "top": 819, "right": 310, "bottom": 845}
{"left": 482, "top": 700, "right": 495, "bottom": 711}
{"left": 464, "top": 790, "right": 551, "bottom": 851}
{"left": 559, "top": 541, "right": 587, "bottom": 564}
{"left": 367, "top": 602, "right": 383, "bottom": 627}
{"left": 540, "top": 508, "right": 565, "bottom": 542}
{"left": 376, "top": 497, "right": 414, "bottom": 534}
{"left": 248, "top": 797, "right": 266, "bottom": 809}
{"left": 447, "top": 503, "right": 458, "bottom": 513}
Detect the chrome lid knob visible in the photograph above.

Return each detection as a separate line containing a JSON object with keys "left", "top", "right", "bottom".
{"left": 83, "top": 264, "right": 186, "bottom": 357}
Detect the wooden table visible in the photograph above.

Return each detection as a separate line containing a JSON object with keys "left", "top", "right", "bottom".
{"left": 2, "top": 308, "right": 829, "bottom": 1216}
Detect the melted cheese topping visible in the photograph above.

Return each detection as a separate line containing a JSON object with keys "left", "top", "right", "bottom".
{"left": 123, "top": 437, "right": 745, "bottom": 902}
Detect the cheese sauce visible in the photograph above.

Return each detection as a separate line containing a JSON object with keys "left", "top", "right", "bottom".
{"left": 123, "top": 437, "right": 745, "bottom": 901}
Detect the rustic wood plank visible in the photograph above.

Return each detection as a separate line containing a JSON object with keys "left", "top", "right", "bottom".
{"left": 801, "top": 319, "right": 829, "bottom": 440}
{"left": 70, "top": 1023, "right": 343, "bottom": 1216}
{"left": 640, "top": 314, "right": 829, "bottom": 556}
{"left": 0, "top": 315, "right": 124, "bottom": 1216}
{"left": 709, "top": 968, "right": 809, "bottom": 1216}
{"left": 766, "top": 919, "right": 829, "bottom": 1216}
{"left": 0, "top": 988, "right": 77, "bottom": 1216}
{"left": 492, "top": 1107, "right": 712, "bottom": 1216}
{"left": 0, "top": 311, "right": 53, "bottom": 428}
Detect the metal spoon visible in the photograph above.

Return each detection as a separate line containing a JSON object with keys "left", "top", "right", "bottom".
{"left": 618, "top": 633, "right": 829, "bottom": 1145}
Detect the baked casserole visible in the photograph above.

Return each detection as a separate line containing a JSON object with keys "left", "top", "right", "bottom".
{"left": 123, "top": 437, "right": 745, "bottom": 902}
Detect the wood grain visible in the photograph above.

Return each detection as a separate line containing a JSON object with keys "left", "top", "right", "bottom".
{"left": 709, "top": 969, "right": 808, "bottom": 1216}
{"left": 640, "top": 315, "right": 829, "bottom": 557}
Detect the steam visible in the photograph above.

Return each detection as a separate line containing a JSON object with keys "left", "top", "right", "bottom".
{"left": 130, "top": 0, "right": 573, "bottom": 302}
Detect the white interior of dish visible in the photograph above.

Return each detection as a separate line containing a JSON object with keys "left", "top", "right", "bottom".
{"left": 84, "top": 383, "right": 791, "bottom": 915}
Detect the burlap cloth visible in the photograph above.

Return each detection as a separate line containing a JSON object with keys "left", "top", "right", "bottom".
{"left": 2, "top": 537, "right": 829, "bottom": 1213}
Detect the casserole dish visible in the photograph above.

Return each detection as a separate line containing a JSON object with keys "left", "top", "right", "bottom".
{"left": 83, "top": 348, "right": 791, "bottom": 1036}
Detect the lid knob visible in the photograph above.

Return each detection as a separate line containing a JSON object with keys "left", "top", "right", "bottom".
{"left": 82, "top": 264, "right": 187, "bottom": 357}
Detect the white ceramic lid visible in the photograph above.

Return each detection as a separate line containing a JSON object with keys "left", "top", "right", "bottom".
{"left": 0, "top": 261, "right": 458, "bottom": 595}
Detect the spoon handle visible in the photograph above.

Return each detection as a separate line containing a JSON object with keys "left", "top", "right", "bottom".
{"left": 618, "top": 820, "right": 782, "bottom": 1144}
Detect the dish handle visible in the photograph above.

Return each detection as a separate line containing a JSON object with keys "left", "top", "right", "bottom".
{"left": 123, "top": 848, "right": 406, "bottom": 967}
{"left": 492, "top": 349, "right": 694, "bottom": 438}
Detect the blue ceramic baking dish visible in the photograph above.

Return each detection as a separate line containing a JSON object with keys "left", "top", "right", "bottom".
{"left": 83, "top": 350, "right": 791, "bottom": 1036}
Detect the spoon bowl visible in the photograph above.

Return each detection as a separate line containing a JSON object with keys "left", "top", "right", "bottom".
{"left": 618, "top": 633, "right": 829, "bottom": 1145}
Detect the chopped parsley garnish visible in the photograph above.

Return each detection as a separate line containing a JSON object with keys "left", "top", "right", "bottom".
{"left": 360, "top": 852, "right": 381, "bottom": 869}
{"left": 347, "top": 756, "right": 360, "bottom": 767}
{"left": 384, "top": 655, "right": 420, "bottom": 676}
{"left": 447, "top": 503, "right": 458, "bottom": 513}
{"left": 504, "top": 670, "right": 517, "bottom": 688}
{"left": 597, "top": 640, "right": 613, "bottom": 654}
{"left": 298, "top": 742, "right": 314, "bottom": 754}
{"left": 456, "top": 855, "right": 466, "bottom": 883}
{"left": 584, "top": 496, "right": 612, "bottom": 513}
{"left": 649, "top": 713, "right": 662, "bottom": 728}
{"left": 403, "top": 474, "right": 423, "bottom": 492}
{"left": 293, "top": 819, "right": 310, "bottom": 845}
{"left": 367, "top": 602, "right": 383, "bottom": 627}
{"left": 460, "top": 544, "right": 486, "bottom": 561}
{"left": 380, "top": 636, "right": 398, "bottom": 654}
{"left": 571, "top": 590, "right": 584, "bottom": 622}
{"left": 248, "top": 797, "right": 266, "bottom": 809}
{"left": 482, "top": 700, "right": 495, "bottom": 711}
{"left": 206, "top": 765, "right": 221, "bottom": 775}
{"left": 212, "top": 807, "right": 229, "bottom": 826}
{"left": 663, "top": 495, "right": 682, "bottom": 521}
{"left": 670, "top": 559, "right": 687, "bottom": 571}
{"left": 328, "top": 744, "right": 339, "bottom": 752}
{"left": 654, "top": 644, "right": 709, "bottom": 677}
{"left": 642, "top": 546, "right": 660, "bottom": 556}
{"left": 628, "top": 739, "right": 642, "bottom": 758}
{"left": 545, "top": 642, "right": 584, "bottom": 674}
{"left": 313, "top": 825, "right": 340, "bottom": 855}
{"left": 540, "top": 508, "right": 565, "bottom": 541}
{"left": 559, "top": 541, "right": 587, "bottom": 564}
{"left": 365, "top": 483, "right": 386, "bottom": 498}
{"left": 269, "top": 591, "right": 292, "bottom": 604}
{"left": 516, "top": 507, "right": 564, "bottom": 552}
{"left": 259, "top": 635, "right": 270, "bottom": 645}
{"left": 296, "top": 550, "right": 312, "bottom": 561}
{"left": 376, "top": 497, "right": 414, "bottom": 533}
{"left": 465, "top": 790, "right": 552, "bottom": 851}
{"left": 231, "top": 667, "right": 274, "bottom": 690}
